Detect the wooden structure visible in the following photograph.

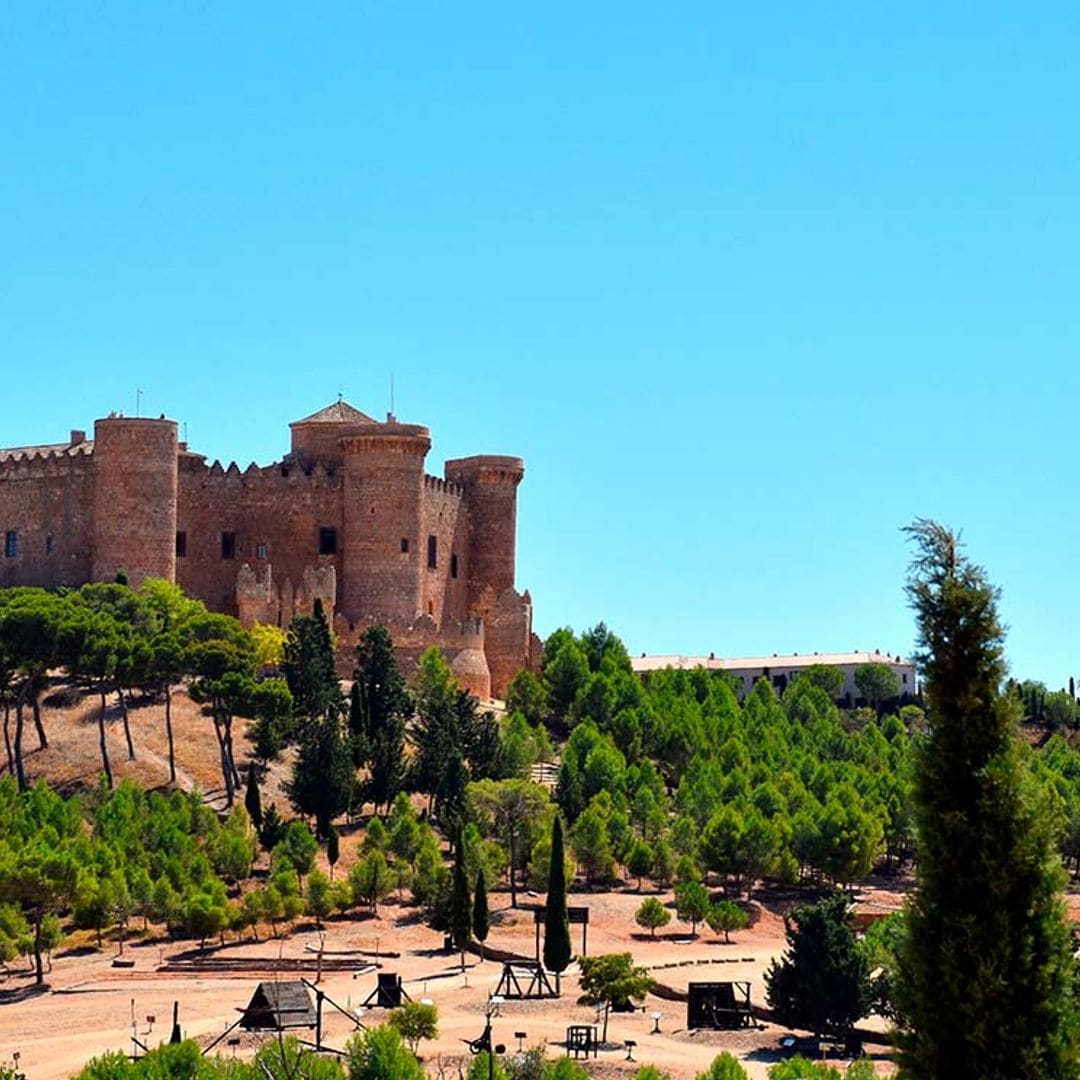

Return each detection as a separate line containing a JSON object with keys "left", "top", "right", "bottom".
{"left": 205, "top": 978, "right": 362, "bottom": 1057}
{"left": 240, "top": 981, "right": 316, "bottom": 1030}
{"left": 686, "top": 981, "right": 754, "bottom": 1031}
{"left": 533, "top": 905, "right": 590, "bottom": 960}
{"left": 565, "top": 1025, "right": 599, "bottom": 1059}
{"left": 363, "top": 972, "right": 410, "bottom": 1008}
{"left": 494, "top": 960, "right": 557, "bottom": 1000}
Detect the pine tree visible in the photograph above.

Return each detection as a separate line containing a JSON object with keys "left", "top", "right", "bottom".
{"left": 765, "top": 892, "right": 869, "bottom": 1039}
{"left": 543, "top": 816, "right": 572, "bottom": 993}
{"left": 894, "top": 520, "right": 1080, "bottom": 1079}
{"left": 244, "top": 767, "right": 263, "bottom": 833}
{"left": 472, "top": 868, "right": 489, "bottom": 961}
{"left": 449, "top": 833, "right": 472, "bottom": 973}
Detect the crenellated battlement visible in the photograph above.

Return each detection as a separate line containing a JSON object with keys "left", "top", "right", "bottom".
{"left": 184, "top": 457, "right": 343, "bottom": 491}
{"left": 0, "top": 442, "right": 94, "bottom": 477}
{"left": 423, "top": 473, "right": 464, "bottom": 498}
{"left": 236, "top": 562, "right": 337, "bottom": 629}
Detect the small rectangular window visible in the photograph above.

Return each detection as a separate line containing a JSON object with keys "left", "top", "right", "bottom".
{"left": 450, "top": 553, "right": 459, "bottom": 579}
{"left": 45, "top": 535, "right": 54, "bottom": 555}
{"left": 221, "top": 531, "right": 236, "bottom": 559}
{"left": 427, "top": 534, "right": 437, "bottom": 569}
{"left": 319, "top": 526, "right": 337, "bottom": 556}
{"left": 400, "top": 538, "right": 410, "bottom": 553}
{"left": 256, "top": 543, "right": 267, "bottom": 560}
{"left": 175, "top": 531, "right": 187, "bottom": 558}
{"left": 4, "top": 531, "right": 17, "bottom": 558}
{"left": 902, "top": 673, "right": 908, "bottom": 684}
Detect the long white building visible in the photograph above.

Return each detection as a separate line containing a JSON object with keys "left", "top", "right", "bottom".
{"left": 630, "top": 649, "right": 916, "bottom": 704}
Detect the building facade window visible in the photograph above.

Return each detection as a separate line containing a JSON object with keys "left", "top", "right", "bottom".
{"left": 427, "top": 534, "right": 437, "bottom": 569}
{"left": 256, "top": 543, "right": 267, "bottom": 560}
{"left": 45, "top": 535, "right": 54, "bottom": 555}
{"left": 4, "top": 531, "right": 17, "bottom": 558}
{"left": 400, "top": 538, "right": 410, "bottom": 553}
{"left": 451, "top": 553, "right": 458, "bottom": 579}
{"left": 176, "top": 531, "right": 187, "bottom": 558}
{"left": 319, "top": 526, "right": 337, "bottom": 556}
{"left": 221, "top": 531, "right": 237, "bottom": 559}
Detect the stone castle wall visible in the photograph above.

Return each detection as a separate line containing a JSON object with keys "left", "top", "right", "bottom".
{"left": 0, "top": 404, "right": 536, "bottom": 698}
{"left": 0, "top": 438, "right": 95, "bottom": 590}
{"left": 177, "top": 454, "right": 342, "bottom": 614}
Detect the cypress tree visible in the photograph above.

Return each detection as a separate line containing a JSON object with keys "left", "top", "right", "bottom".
{"left": 327, "top": 824, "right": 340, "bottom": 880}
{"left": 472, "top": 868, "right": 489, "bottom": 961}
{"left": 895, "top": 520, "right": 1080, "bottom": 1079}
{"left": 282, "top": 598, "right": 342, "bottom": 725}
{"left": 285, "top": 713, "right": 353, "bottom": 840}
{"left": 353, "top": 626, "right": 411, "bottom": 814}
{"left": 244, "top": 766, "right": 262, "bottom": 833}
{"left": 348, "top": 681, "right": 366, "bottom": 768}
{"left": 543, "top": 815, "right": 572, "bottom": 994}
{"left": 449, "top": 832, "right": 472, "bottom": 973}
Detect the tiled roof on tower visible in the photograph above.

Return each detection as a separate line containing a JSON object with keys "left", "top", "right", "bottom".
{"left": 291, "top": 400, "right": 376, "bottom": 426}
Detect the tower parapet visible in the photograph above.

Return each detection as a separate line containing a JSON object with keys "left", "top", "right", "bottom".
{"left": 91, "top": 416, "right": 178, "bottom": 587}
{"left": 445, "top": 455, "right": 524, "bottom": 606}
{"left": 340, "top": 422, "right": 431, "bottom": 623}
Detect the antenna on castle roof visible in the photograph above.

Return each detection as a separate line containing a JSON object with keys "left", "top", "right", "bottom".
{"left": 337, "top": 386, "right": 343, "bottom": 404}
{"left": 136, "top": 388, "right": 143, "bottom": 418}
{"left": 388, "top": 372, "right": 396, "bottom": 422}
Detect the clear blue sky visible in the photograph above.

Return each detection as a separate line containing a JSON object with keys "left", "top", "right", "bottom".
{"left": 3, "top": 4, "right": 1078, "bottom": 686}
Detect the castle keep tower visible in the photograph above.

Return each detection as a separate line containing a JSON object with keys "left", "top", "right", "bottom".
{"left": 444, "top": 455, "right": 524, "bottom": 607}
{"left": 91, "top": 416, "right": 178, "bottom": 587}
{"left": 340, "top": 421, "right": 431, "bottom": 623}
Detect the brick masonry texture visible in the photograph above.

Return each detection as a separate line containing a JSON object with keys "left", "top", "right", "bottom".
{"left": 0, "top": 403, "right": 540, "bottom": 699}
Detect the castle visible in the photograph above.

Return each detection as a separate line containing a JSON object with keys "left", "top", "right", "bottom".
{"left": 0, "top": 401, "right": 540, "bottom": 699}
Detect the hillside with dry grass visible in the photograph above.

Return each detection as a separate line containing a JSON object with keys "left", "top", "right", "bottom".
{"left": 5, "top": 676, "right": 293, "bottom": 812}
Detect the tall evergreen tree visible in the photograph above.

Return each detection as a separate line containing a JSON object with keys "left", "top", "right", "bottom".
{"left": 286, "top": 713, "right": 353, "bottom": 840}
{"left": 543, "top": 815, "right": 572, "bottom": 993}
{"left": 411, "top": 648, "right": 460, "bottom": 812}
{"left": 352, "top": 626, "right": 411, "bottom": 814}
{"left": 894, "top": 520, "right": 1080, "bottom": 1079}
{"left": 765, "top": 892, "right": 869, "bottom": 1038}
{"left": 327, "top": 824, "right": 340, "bottom": 880}
{"left": 244, "top": 766, "right": 262, "bottom": 832}
{"left": 472, "top": 868, "right": 489, "bottom": 961}
{"left": 449, "top": 832, "right": 472, "bottom": 972}
{"left": 282, "top": 598, "right": 342, "bottom": 724}
{"left": 347, "top": 681, "right": 366, "bottom": 767}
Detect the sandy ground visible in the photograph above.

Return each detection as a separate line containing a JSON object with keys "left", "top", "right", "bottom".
{"left": 0, "top": 883, "right": 906, "bottom": 1080}
{"left": 0, "top": 684, "right": 921, "bottom": 1078}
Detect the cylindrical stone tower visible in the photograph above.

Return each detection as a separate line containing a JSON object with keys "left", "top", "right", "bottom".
{"left": 92, "top": 416, "right": 179, "bottom": 587}
{"left": 444, "top": 455, "right": 524, "bottom": 606}
{"left": 340, "top": 422, "right": 431, "bottom": 623}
